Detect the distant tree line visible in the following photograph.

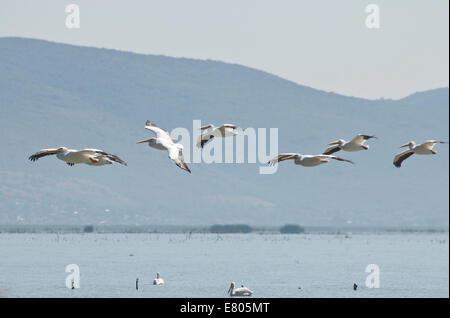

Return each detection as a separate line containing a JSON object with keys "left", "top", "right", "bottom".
{"left": 280, "top": 224, "right": 305, "bottom": 234}
{"left": 209, "top": 224, "right": 253, "bottom": 233}
{"left": 209, "top": 224, "right": 305, "bottom": 234}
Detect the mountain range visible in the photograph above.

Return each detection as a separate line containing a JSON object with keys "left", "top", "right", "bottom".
{"left": 0, "top": 37, "right": 448, "bottom": 227}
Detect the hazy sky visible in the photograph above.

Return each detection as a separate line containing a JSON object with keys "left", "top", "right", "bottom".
{"left": 0, "top": 0, "right": 448, "bottom": 99}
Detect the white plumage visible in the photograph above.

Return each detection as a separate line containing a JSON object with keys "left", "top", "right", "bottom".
{"left": 393, "top": 140, "right": 448, "bottom": 168}
{"left": 137, "top": 120, "right": 191, "bottom": 173}
{"left": 323, "top": 134, "right": 377, "bottom": 155}
{"left": 268, "top": 153, "right": 354, "bottom": 167}
{"left": 228, "top": 282, "right": 253, "bottom": 297}
{"left": 28, "top": 147, "right": 127, "bottom": 166}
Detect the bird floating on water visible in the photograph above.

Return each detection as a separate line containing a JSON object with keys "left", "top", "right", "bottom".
{"left": 28, "top": 147, "right": 127, "bottom": 166}
{"left": 196, "top": 124, "right": 241, "bottom": 148}
{"left": 137, "top": 120, "right": 191, "bottom": 173}
{"left": 153, "top": 272, "right": 164, "bottom": 285}
{"left": 228, "top": 282, "right": 253, "bottom": 297}
{"left": 268, "top": 153, "right": 354, "bottom": 167}
{"left": 393, "top": 140, "right": 448, "bottom": 168}
{"left": 323, "top": 134, "right": 377, "bottom": 155}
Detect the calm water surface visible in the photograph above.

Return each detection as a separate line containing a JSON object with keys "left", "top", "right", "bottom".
{"left": 0, "top": 233, "right": 448, "bottom": 297}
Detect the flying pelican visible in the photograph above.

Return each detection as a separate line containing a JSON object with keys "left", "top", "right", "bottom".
{"left": 227, "top": 282, "right": 253, "bottom": 297}
{"left": 196, "top": 124, "right": 241, "bottom": 148}
{"left": 268, "top": 153, "right": 354, "bottom": 167}
{"left": 28, "top": 147, "right": 127, "bottom": 166}
{"left": 323, "top": 134, "right": 377, "bottom": 155}
{"left": 137, "top": 120, "right": 191, "bottom": 173}
{"left": 393, "top": 140, "right": 448, "bottom": 168}
{"left": 153, "top": 272, "right": 164, "bottom": 285}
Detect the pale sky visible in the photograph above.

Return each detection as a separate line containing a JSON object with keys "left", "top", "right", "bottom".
{"left": 0, "top": 0, "right": 448, "bottom": 99}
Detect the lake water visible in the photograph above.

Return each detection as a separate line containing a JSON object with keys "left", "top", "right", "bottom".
{"left": 0, "top": 232, "right": 448, "bottom": 298}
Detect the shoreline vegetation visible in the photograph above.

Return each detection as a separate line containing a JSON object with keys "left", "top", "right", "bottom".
{"left": 0, "top": 224, "right": 447, "bottom": 234}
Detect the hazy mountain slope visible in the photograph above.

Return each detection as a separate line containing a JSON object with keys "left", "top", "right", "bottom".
{"left": 0, "top": 37, "right": 448, "bottom": 226}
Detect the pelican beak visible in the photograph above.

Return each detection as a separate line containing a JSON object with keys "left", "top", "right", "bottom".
{"left": 328, "top": 140, "right": 340, "bottom": 146}
{"left": 399, "top": 143, "right": 409, "bottom": 148}
{"left": 227, "top": 284, "right": 233, "bottom": 294}
{"left": 136, "top": 138, "right": 152, "bottom": 144}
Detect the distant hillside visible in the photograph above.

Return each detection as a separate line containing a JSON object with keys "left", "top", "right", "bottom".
{"left": 0, "top": 37, "right": 448, "bottom": 226}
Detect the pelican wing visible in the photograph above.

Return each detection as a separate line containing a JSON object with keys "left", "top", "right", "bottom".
{"left": 221, "top": 124, "right": 239, "bottom": 129}
{"left": 422, "top": 140, "right": 448, "bottom": 150}
{"left": 393, "top": 149, "right": 414, "bottom": 168}
{"left": 321, "top": 155, "right": 354, "bottom": 165}
{"left": 28, "top": 148, "right": 60, "bottom": 162}
{"left": 197, "top": 134, "right": 214, "bottom": 148}
{"left": 268, "top": 153, "right": 299, "bottom": 166}
{"left": 323, "top": 145, "right": 341, "bottom": 155}
{"left": 79, "top": 149, "right": 127, "bottom": 166}
{"left": 169, "top": 146, "right": 191, "bottom": 173}
{"left": 96, "top": 153, "right": 127, "bottom": 166}
{"left": 199, "top": 124, "right": 213, "bottom": 131}
{"left": 350, "top": 134, "right": 377, "bottom": 145}
{"left": 145, "top": 120, "right": 172, "bottom": 141}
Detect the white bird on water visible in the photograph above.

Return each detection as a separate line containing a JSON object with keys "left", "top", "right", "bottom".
{"left": 228, "top": 282, "right": 253, "bottom": 297}
{"left": 196, "top": 124, "right": 241, "bottom": 148}
{"left": 28, "top": 147, "right": 127, "bottom": 166}
{"left": 268, "top": 153, "right": 354, "bottom": 167}
{"left": 323, "top": 134, "right": 377, "bottom": 155}
{"left": 393, "top": 140, "right": 448, "bottom": 168}
{"left": 153, "top": 272, "right": 164, "bottom": 285}
{"left": 137, "top": 120, "right": 191, "bottom": 173}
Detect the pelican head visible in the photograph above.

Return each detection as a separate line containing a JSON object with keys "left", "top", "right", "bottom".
{"left": 328, "top": 139, "right": 345, "bottom": 146}
{"left": 399, "top": 141, "right": 415, "bottom": 149}
{"left": 228, "top": 282, "right": 235, "bottom": 295}
{"left": 156, "top": 272, "right": 160, "bottom": 279}
{"left": 136, "top": 138, "right": 154, "bottom": 144}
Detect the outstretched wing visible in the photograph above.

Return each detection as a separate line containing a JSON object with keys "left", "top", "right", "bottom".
{"left": 323, "top": 145, "right": 341, "bottom": 155}
{"left": 197, "top": 134, "right": 214, "bottom": 148}
{"left": 79, "top": 149, "right": 127, "bottom": 166}
{"left": 350, "top": 134, "right": 377, "bottom": 145}
{"left": 393, "top": 149, "right": 414, "bottom": 168}
{"left": 145, "top": 120, "right": 171, "bottom": 139}
{"left": 97, "top": 153, "right": 127, "bottom": 166}
{"left": 422, "top": 140, "right": 448, "bottom": 150}
{"left": 221, "top": 124, "right": 240, "bottom": 129}
{"left": 28, "top": 148, "right": 60, "bottom": 162}
{"left": 328, "top": 155, "right": 355, "bottom": 165}
{"left": 169, "top": 147, "right": 191, "bottom": 173}
{"left": 268, "top": 153, "right": 299, "bottom": 166}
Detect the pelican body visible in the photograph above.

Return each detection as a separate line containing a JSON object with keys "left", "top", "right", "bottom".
{"left": 28, "top": 147, "right": 127, "bottom": 166}
{"left": 228, "top": 282, "right": 253, "bottom": 297}
{"left": 393, "top": 140, "right": 448, "bottom": 167}
{"left": 268, "top": 153, "right": 354, "bottom": 167}
{"left": 153, "top": 272, "right": 164, "bottom": 285}
{"left": 137, "top": 120, "right": 191, "bottom": 173}
{"left": 197, "top": 124, "right": 241, "bottom": 148}
{"left": 323, "top": 134, "right": 377, "bottom": 155}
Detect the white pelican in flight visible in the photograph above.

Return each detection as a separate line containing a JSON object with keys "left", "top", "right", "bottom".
{"left": 137, "top": 120, "right": 191, "bottom": 173}
{"left": 196, "top": 124, "right": 241, "bottom": 148}
{"left": 228, "top": 282, "right": 253, "bottom": 297}
{"left": 393, "top": 140, "right": 448, "bottom": 168}
{"left": 323, "top": 134, "right": 377, "bottom": 155}
{"left": 268, "top": 153, "right": 354, "bottom": 167}
{"left": 28, "top": 147, "right": 127, "bottom": 166}
{"left": 153, "top": 272, "right": 164, "bottom": 285}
